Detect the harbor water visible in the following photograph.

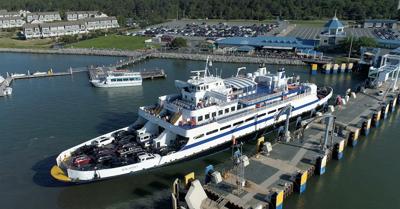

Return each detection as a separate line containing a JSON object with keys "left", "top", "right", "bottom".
{"left": 0, "top": 52, "right": 399, "bottom": 209}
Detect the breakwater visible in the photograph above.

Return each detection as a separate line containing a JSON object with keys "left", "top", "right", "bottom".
{"left": 0, "top": 48, "right": 306, "bottom": 65}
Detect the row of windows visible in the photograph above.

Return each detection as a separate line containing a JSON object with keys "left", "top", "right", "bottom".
{"left": 193, "top": 110, "right": 276, "bottom": 140}
{"left": 110, "top": 77, "right": 140, "bottom": 82}
{"left": 197, "top": 104, "right": 243, "bottom": 122}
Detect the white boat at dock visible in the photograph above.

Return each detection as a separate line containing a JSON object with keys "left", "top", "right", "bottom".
{"left": 52, "top": 58, "right": 333, "bottom": 183}
{"left": 11, "top": 73, "right": 26, "bottom": 78}
{"left": 32, "top": 71, "right": 48, "bottom": 76}
{"left": 90, "top": 69, "right": 142, "bottom": 88}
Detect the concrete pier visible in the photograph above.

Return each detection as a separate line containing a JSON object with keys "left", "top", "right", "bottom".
{"left": 172, "top": 84, "right": 399, "bottom": 209}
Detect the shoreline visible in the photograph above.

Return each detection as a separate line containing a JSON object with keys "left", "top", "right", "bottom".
{"left": 0, "top": 48, "right": 307, "bottom": 65}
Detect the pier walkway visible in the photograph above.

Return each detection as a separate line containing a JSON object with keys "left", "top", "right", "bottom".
{"left": 173, "top": 82, "right": 400, "bottom": 209}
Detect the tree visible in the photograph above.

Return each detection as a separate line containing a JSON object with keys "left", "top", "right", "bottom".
{"left": 169, "top": 37, "right": 187, "bottom": 48}
{"left": 339, "top": 36, "right": 377, "bottom": 55}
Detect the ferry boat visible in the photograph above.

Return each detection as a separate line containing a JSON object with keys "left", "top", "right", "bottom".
{"left": 51, "top": 59, "right": 333, "bottom": 183}
{"left": 90, "top": 70, "right": 142, "bottom": 88}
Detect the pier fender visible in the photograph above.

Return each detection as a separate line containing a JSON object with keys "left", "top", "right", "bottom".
{"left": 328, "top": 105, "right": 335, "bottom": 113}
{"left": 311, "top": 64, "right": 318, "bottom": 75}
{"left": 204, "top": 165, "right": 214, "bottom": 184}
{"left": 345, "top": 95, "right": 350, "bottom": 103}
{"left": 295, "top": 170, "right": 308, "bottom": 194}
{"left": 381, "top": 104, "right": 389, "bottom": 120}
{"left": 316, "top": 154, "right": 327, "bottom": 175}
{"left": 362, "top": 117, "right": 371, "bottom": 136}
{"left": 269, "top": 190, "right": 284, "bottom": 209}
{"left": 389, "top": 98, "right": 397, "bottom": 112}
{"left": 397, "top": 94, "right": 400, "bottom": 106}
{"left": 184, "top": 172, "right": 195, "bottom": 189}
{"left": 333, "top": 139, "right": 345, "bottom": 160}
{"left": 350, "top": 92, "right": 357, "bottom": 99}
{"left": 277, "top": 126, "right": 285, "bottom": 139}
{"left": 295, "top": 116, "right": 302, "bottom": 129}
{"left": 171, "top": 178, "right": 180, "bottom": 209}
{"left": 372, "top": 111, "right": 381, "bottom": 127}
{"left": 257, "top": 136, "right": 265, "bottom": 153}
{"left": 348, "top": 129, "right": 359, "bottom": 147}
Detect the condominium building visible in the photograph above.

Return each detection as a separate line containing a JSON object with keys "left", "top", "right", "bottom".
{"left": 0, "top": 16, "right": 25, "bottom": 28}
{"left": 26, "top": 12, "right": 61, "bottom": 23}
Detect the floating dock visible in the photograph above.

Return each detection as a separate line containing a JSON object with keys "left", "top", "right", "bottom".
{"left": 171, "top": 83, "right": 399, "bottom": 209}
{"left": 0, "top": 68, "right": 89, "bottom": 97}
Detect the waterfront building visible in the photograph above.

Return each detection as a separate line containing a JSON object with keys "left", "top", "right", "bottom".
{"left": 319, "top": 14, "right": 346, "bottom": 46}
{"left": 22, "top": 17, "right": 119, "bottom": 39}
{"left": 214, "top": 36, "right": 315, "bottom": 54}
{"left": 0, "top": 16, "right": 25, "bottom": 28}
{"left": 26, "top": 12, "right": 61, "bottom": 23}
{"left": 22, "top": 24, "right": 41, "bottom": 39}
{"left": 83, "top": 17, "right": 119, "bottom": 30}
{"left": 66, "top": 11, "right": 102, "bottom": 21}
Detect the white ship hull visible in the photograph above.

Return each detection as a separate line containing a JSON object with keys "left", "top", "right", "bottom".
{"left": 55, "top": 89, "right": 332, "bottom": 182}
{"left": 91, "top": 80, "right": 142, "bottom": 88}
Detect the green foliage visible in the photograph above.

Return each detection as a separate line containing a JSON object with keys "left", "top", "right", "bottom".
{"left": 0, "top": 0, "right": 397, "bottom": 21}
{"left": 339, "top": 36, "right": 378, "bottom": 55}
{"left": 169, "top": 37, "right": 187, "bottom": 48}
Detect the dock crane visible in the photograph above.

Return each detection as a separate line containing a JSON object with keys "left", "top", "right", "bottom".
{"left": 274, "top": 104, "right": 293, "bottom": 143}
{"left": 300, "top": 114, "right": 336, "bottom": 153}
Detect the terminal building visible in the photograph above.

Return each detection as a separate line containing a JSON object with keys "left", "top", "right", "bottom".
{"left": 214, "top": 36, "right": 317, "bottom": 55}
{"left": 319, "top": 14, "right": 346, "bottom": 46}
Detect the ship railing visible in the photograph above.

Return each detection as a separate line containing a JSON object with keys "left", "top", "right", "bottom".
{"left": 217, "top": 90, "right": 312, "bottom": 124}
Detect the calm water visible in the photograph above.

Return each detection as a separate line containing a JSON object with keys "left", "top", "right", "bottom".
{"left": 0, "top": 52, "right": 398, "bottom": 209}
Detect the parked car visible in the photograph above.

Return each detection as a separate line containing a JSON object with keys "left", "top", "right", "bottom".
{"left": 73, "top": 155, "right": 91, "bottom": 167}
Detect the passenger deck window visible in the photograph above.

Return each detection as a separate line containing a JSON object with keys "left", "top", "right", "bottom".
{"left": 268, "top": 110, "right": 276, "bottom": 114}
{"left": 220, "top": 125, "right": 231, "bottom": 131}
{"left": 218, "top": 110, "right": 223, "bottom": 115}
{"left": 225, "top": 108, "right": 229, "bottom": 114}
{"left": 206, "top": 129, "right": 218, "bottom": 135}
{"left": 205, "top": 114, "right": 210, "bottom": 120}
{"left": 198, "top": 116, "right": 203, "bottom": 121}
{"left": 257, "top": 113, "right": 266, "bottom": 118}
{"left": 233, "top": 121, "right": 243, "bottom": 126}
{"left": 231, "top": 106, "right": 235, "bottom": 111}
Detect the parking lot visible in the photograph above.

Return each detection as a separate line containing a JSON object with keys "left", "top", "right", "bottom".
{"left": 287, "top": 26, "right": 376, "bottom": 39}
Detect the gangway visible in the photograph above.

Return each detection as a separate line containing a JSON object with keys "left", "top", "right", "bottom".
{"left": 368, "top": 54, "right": 400, "bottom": 91}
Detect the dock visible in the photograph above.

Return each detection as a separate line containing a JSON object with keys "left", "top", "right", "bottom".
{"left": 171, "top": 83, "right": 399, "bottom": 209}
{"left": 0, "top": 68, "right": 87, "bottom": 97}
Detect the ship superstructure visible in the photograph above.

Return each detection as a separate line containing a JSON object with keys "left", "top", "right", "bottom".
{"left": 52, "top": 59, "right": 332, "bottom": 182}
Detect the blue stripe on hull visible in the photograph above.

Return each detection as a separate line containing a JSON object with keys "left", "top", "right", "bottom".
{"left": 182, "top": 99, "right": 320, "bottom": 150}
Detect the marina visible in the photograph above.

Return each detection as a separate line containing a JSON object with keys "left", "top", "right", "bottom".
{"left": 0, "top": 52, "right": 399, "bottom": 209}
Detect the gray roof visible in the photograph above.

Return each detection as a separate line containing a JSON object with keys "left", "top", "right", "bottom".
{"left": 22, "top": 23, "right": 40, "bottom": 29}
{"left": 66, "top": 11, "right": 98, "bottom": 15}
{"left": 27, "top": 11, "right": 60, "bottom": 16}
{"left": 82, "top": 16, "right": 117, "bottom": 22}
{"left": 40, "top": 21, "right": 84, "bottom": 27}
{"left": 0, "top": 11, "right": 19, "bottom": 16}
{"left": 0, "top": 16, "right": 23, "bottom": 21}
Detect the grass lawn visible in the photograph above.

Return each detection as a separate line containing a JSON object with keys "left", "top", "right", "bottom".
{"left": 0, "top": 31, "right": 54, "bottom": 49}
{"left": 67, "top": 35, "right": 148, "bottom": 50}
